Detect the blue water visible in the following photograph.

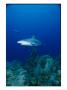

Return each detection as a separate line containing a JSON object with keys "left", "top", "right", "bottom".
{"left": 6, "top": 4, "right": 61, "bottom": 63}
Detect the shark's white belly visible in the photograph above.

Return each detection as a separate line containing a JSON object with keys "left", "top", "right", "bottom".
{"left": 17, "top": 41, "right": 32, "bottom": 46}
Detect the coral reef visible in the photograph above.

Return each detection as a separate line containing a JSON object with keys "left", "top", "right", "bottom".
{"left": 6, "top": 60, "right": 27, "bottom": 86}
{"left": 6, "top": 50, "right": 61, "bottom": 86}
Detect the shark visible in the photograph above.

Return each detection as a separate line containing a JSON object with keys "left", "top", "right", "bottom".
{"left": 17, "top": 36, "right": 41, "bottom": 46}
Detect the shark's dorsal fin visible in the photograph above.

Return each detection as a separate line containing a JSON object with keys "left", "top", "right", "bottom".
{"left": 32, "top": 35, "right": 35, "bottom": 39}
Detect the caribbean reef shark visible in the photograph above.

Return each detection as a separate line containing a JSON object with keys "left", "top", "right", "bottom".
{"left": 17, "top": 36, "right": 41, "bottom": 46}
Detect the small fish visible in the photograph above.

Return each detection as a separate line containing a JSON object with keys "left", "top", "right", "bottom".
{"left": 17, "top": 36, "right": 41, "bottom": 46}
{"left": 13, "top": 29, "right": 20, "bottom": 33}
